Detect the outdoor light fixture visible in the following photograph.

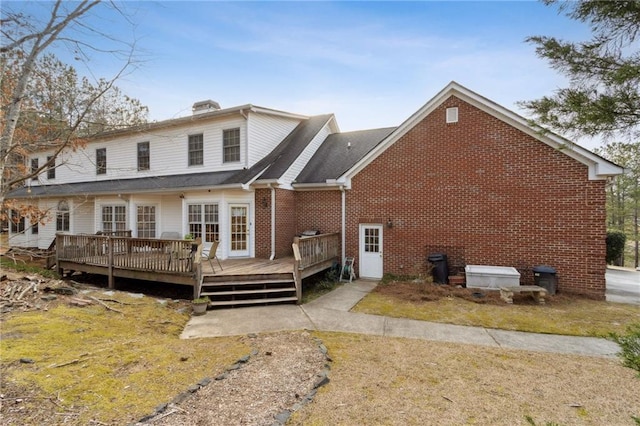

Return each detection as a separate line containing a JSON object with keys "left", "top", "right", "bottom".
{"left": 387, "top": 218, "right": 393, "bottom": 228}
{"left": 262, "top": 197, "right": 268, "bottom": 208}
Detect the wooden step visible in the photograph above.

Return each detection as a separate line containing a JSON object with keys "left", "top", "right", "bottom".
{"left": 209, "top": 296, "right": 298, "bottom": 307}
{"left": 201, "top": 279, "right": 294, "bottom": 287}
{"left": 202, "top": 273, "right": 294, "bottom": 283}
{"left": 201, "top": 287, "right": 295, "bottom": 297}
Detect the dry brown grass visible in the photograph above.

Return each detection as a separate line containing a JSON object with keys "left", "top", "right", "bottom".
{"left": 290, "top": 332, "right": 640, "bottom": 426}
{"left": 353, "top": 280, "right": 640, "bottom": 337}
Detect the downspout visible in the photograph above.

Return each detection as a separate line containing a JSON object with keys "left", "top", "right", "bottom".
{"left": 270, "top": 184, "right": 276, "bottom": 261}
{"left": 340, "top": 185, "right": 346, "bottom": 265}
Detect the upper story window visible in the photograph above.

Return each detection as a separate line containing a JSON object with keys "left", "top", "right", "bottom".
{"left": 137, "top": 142, "right": 150, "bottom": 171}
{"left": 223, "top": 128, "right": 240, "bottom": 163}
{"left": 96, "top": 148, "right": 107, "bottom": 175}
{"left": 31, "top": 158, "right": 39, "bottom": 180}
{"left": 56, "top": 200, "right": 70, "bottom": 232}
{"left": 47, "top": 156, "right": 55, "bottom": 179}
{"left": 188, "top": 134, "right": 203, "bottom": 166}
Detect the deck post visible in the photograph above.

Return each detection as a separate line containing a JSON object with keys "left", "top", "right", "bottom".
{"left": 292, "top": 242, "right": 302, "bottom": 303}
{"left": 55, "top": 233, "right": 63, "bottom": 277}
{"left": 107, "top": 237, "right": 114, "bottom": 289}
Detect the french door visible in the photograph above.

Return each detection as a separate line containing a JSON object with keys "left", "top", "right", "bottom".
{"left": 229, "top": 204, "right": 249, "bottom": 257}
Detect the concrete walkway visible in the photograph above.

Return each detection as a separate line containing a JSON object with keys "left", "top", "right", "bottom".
{"left": 181, "top": 280, "right": 620, "bottom": 358}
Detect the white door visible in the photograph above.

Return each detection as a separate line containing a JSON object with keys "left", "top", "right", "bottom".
{"left": 229, "top": 204, "right": 249, "bottom": 257}
{"left": 359, "top": 224, "right": 383, "bottom": 279}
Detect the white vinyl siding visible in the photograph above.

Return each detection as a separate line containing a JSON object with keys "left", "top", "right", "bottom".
{"left": 246, "top": 112, "right": 301, "bottom": 166}
{"left": 27, "top": 112, "right": 308, "bottom": 187}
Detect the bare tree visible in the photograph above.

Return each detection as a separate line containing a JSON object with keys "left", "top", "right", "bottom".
{"left": 0, "top": 0, "right": 146, "bottom": 229}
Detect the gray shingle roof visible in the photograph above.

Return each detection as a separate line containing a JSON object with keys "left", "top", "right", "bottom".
{"left": 227, "top": 114, "right": 334, "bottom": 183}
{"left": 295, "top": 127, "right": 396, "bottom": 184}
{"left": 10, "top": 170, "right": 240, "bottom": 198}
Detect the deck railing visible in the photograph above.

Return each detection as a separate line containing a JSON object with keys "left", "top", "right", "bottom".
{"left": 56, "top": 233, "right": 197, "bottom": 275}
{"left": 293, "top": 232, "right": 340, "bottom": 270}
{"left": 292, "top": 232, "right": 340, "bottom": 301}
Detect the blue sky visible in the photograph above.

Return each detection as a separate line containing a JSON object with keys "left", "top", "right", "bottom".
{"left": 8, "top": 1, "right": 598, "bottom": 146}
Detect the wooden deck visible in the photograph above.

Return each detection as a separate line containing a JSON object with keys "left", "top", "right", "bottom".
{"left": 55, "top": 232, "right": 340, "bottom": 306}
{"left": 203, "top": 257, "right": 296, "bottom": 276}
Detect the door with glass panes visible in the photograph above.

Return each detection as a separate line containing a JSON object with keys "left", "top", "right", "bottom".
{"left": 229, "top": 204, "right": 249, "bottom": 257}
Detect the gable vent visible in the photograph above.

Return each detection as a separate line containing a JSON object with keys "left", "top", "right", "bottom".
{"left": 446, "top": 107, "right": 458, "bottom": 123}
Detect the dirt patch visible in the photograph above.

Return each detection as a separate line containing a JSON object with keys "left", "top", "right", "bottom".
{"left": 148, "top": 332, "right": 329, "bottom": 426}
{"left": 373, "top": 279, "right": 576, "bottom": 305}
{"left": 354, "top": 279, "right": 640, "bottom": 337}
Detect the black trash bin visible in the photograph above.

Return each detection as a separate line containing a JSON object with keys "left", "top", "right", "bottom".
{"left": 533, "top": 265, "right": 557, "bottom": 295}
{"left": 428, "top": 253, "right": 449, "bottom": 284}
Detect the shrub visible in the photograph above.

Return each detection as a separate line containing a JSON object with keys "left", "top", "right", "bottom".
{"left": 610, "top": 323, "right": 640, "bottom": 376}
{"left": 606, "top": 230, "right": 626, "bottom": 265}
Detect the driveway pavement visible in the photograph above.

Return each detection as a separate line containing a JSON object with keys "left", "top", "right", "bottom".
{"left": 182, "top": 280, "right": 621, "bottom": 358}
{"left": 606, "top": 266, "right": 640, "bottom": 305}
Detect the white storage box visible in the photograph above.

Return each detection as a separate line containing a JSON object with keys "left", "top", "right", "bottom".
{"left": 465, "top": 265, "right": 520, "bottom": 289}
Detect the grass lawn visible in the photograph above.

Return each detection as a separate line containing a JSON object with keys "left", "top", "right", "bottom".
{"left": 1, "top": 288, "right": 248, "bottom": 425}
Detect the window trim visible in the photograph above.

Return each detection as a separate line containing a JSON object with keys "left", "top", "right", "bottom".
{"left": 188, "top": 133, "right": 204, "bottom": 167}
{"left": 56, "top": 200, "right": 70, "bottom": 232}
{"left": 223, "top": 127, "right": 241, "bottom": 163}
{"left": 137, "top": 141, "right": 150, "bottom": 171}
{"left": 46, "top": 155, "right": 56, "bottom": 179}
{"left": 136, "top": 204, "right": 157, "bottom": 238}
{"left": 31, "top": 158, "right": 39, "bottom": 181}
{"left": 96, "top": 148, "right": 107, "bottom": 175}
{"left": 10, "top": 210, "right": 25, "bottom": 234}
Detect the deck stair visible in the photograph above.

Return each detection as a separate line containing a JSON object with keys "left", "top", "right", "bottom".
{"left": 199, "top": 272, "right": 298, "bottom": 307}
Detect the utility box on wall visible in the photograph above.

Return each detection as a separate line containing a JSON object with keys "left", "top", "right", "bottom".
{"left": 465, "top": 265, "right": 520, "bottom": 289}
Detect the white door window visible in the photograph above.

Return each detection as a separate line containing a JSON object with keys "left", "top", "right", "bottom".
{"left": 359, "top": 224, "right": 383, "bottom": 279}
{"left": 229, "top": 204, "right": 249, "bottom": 257}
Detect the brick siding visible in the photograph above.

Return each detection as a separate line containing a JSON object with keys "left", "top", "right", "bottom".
{"left": 296, "top": 96, "right": 607, "bottom": 298}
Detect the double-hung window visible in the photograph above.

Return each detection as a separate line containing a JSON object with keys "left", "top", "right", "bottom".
{"left": 188, "top": 204, "right": 219, "bottom": 243}
{"left": 223, "top": 128, "right": 240, "bottom": 163}
{"left": 137, "top": 142, "right": 150, "bottom": 171}
{"left": 96, "top": 148, "right": 107, "bottom": 175}
{"left": 188, "top": 134, "right": 203, "bottom": 166}
{"left": 137, "top": 205, "right": 156, "bottom": 238}
{"left": 10, "top": 210, "right": 25, "bottom": 233}
{"left": 102, "top": 206, "right": 127, "bottom": 233}
{"left": 31, "top": 158, "right": 39, "bottom": 180}
{"left": 56, "top": 200, "right": 70, "bottom": 232}
{"left": 47, "top": 156, "right": 55, "bottom": 179}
